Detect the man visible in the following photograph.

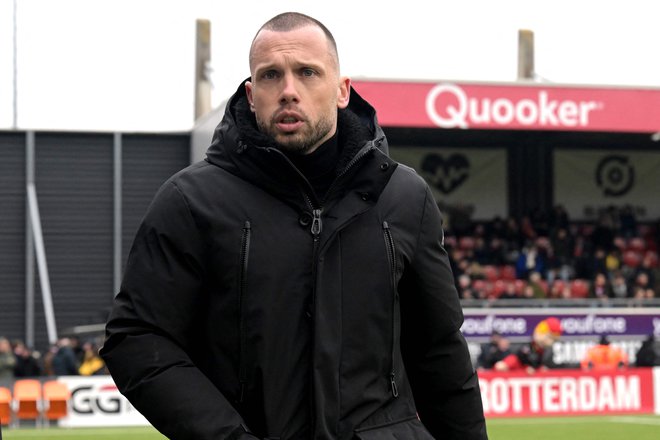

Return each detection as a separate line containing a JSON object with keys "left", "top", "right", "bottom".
{"left": 494, "top": 317, "right": 561, "bottom": 373}
{"left": 101, "top": 12, "right": 486, "bottom": 439}
{"left": 580, "top": 335, "right": 628, "bottom": 371}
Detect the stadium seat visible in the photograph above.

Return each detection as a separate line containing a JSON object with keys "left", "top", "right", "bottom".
{"left": 482, "top": 265, "right": 500, "bottom": 282}
{"left": 570, "top": 279, "right": 590, "bottom": 298}
{"left": 500, "top": 265, "right": 517, "bottom": 281}
{"left": 0, "top": 386, "right": 11, "bottom": 426}
{"left": 491, "top": 280, "right": 509, "bottom": 297}
{"left": 644, "top": 250, "right": 659, "bottom": 268}
{"left": 458, "top": 236, "right": 475, "bottom": 250}
{"left": 622, "top": 250, "right": 642, "bottom": 268}
{"left": 627, "top": 237, "right": 646, "bottom": 252}
{"left": 42, "top": 380, "right": 71, "bottom": 421}
{"left": 13, "top": 379, "right": 42, "bottom": 425}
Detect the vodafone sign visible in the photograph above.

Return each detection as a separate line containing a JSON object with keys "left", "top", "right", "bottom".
{"left": 353, "top": 80, "right": 660, "bottom": 133}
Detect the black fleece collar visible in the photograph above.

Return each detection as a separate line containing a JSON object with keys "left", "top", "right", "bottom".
{"left": 233, "top": 95, "right": 373, "bottom": 173}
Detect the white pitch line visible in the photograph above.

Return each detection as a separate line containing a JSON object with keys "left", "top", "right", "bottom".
{"left": 607, "top": 416, "right": 660, "bottom": 426}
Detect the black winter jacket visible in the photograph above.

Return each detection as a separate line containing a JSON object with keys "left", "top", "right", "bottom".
{"left": 101, "top": 83, "right": 487, "bottom": 440}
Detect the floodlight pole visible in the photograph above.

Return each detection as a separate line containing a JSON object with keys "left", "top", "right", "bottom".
{"left": 517, "top": 29, "right": 535, "bottom": 80}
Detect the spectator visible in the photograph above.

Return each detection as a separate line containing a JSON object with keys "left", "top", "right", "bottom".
{"left": 618, "top": 205, "right": 637, "bottom": 239}
{"left": 526, "top": 271, "right": 547, "bottom": 299}
{"left": 547, "top": 227, "right": 575, "bottom": 283}
{"left": 0, "top": 337, "right": 16, "bottom": 381}
{"left": 635, "top": 335, "right": 658, "bottom": 367}
{"left": 51, "top": 337, "right": 79, "bottom": 376}
{"left": 456, "top": 273, "right": 474, "bottom": 299}
{"left": 580, "top": 335, "right": 628, "bottom": 371}
{"left": 516, "top": 243, "right": 546, "bottom": 280}
{"left": 609, "top": 272, "right": 630, "bottom": 299}
{"left": 589, "top": 273, "right": 611, "bottom": 302}
{"left": 477, "top": 331, "right": 511, "bottom": 370}
{"left": 495, "top": 317, "right": 562, "bottom": 373}
{"left": 499, "top": 282, "right": 519, "bottom": 300}
{"left": 79, "top": 341, "right": 105, "bottom": 376}
{"left": 13, "top": 340, "right": 42, "bottom": 377}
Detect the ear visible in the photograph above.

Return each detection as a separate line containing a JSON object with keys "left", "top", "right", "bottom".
{"left": 245, "top": 80, "right": 255, "bottom": 112}
{"left": 336, "top": 76, "right": 350, "bottom": 109}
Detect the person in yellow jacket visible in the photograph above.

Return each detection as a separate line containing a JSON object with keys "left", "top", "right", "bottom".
{"left": 78, "top": 341, "right": 106, "bottom": 376}
{"left": 581, "top": 335, "right": 629, "bottom": 371}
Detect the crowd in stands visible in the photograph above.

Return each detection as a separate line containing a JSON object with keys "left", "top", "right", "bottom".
{"left": 0, "top": 335, "right": 106, "bottom": 381}
{"left": 443, "top": 204, "right": 660, "bottom": 303}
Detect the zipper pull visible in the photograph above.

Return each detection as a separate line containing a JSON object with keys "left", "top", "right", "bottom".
{"left": 390, "top": 372, "right": 399, "bottom": 398}
{"left": 311, "top": 208, "right": 323, "bottom": 236}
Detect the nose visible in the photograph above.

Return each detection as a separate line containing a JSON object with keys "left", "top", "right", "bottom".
{"left": 279, "top": 73, "right": 300, "bottom": 105}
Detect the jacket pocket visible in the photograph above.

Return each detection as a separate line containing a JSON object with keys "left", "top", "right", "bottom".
{"left": 237, "top": 220, "right": 251, "bottom": 403}
{"left": 355, "top": 416, "right": 435, "bottom": 440}
{"left": 382, "top": 221, "right": 400, "bottom": 398}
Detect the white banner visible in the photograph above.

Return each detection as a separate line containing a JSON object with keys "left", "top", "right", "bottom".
{"left": 554, "top": 149, "right": 660, "bottom": 220}
{"left": 58, "top": 376, "right": 150, "bottom": 427}
{"left": 390, "top": 146, "right": 507, "bottom": 220}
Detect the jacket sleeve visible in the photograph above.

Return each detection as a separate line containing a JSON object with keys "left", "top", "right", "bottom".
{"left": 100, "top": 181, "right": 257, "bottom": 440}
{"left": 399, "top": 186, "right": 488, "bottom": 440}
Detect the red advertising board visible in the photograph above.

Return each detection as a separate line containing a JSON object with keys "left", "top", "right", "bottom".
{"left": 478, "top": 368, "right": 656, "bottom": 417}
{"left": 352, "top": 80, "right": 660, "bottom": 133}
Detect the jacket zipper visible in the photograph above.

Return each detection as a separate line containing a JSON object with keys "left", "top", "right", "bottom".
{"left": 382, "top": 221, "right": 399, "bottom": 398}
{"left": 238, "top": 220, "right": 251, "bottom": 404}
{"left": 269, "top": 141, "right": 380, "bottom": 434}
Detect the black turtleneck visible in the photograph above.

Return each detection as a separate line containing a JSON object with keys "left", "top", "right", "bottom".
{"left": 284, "top": 132, "right": 339, "bottom": 201}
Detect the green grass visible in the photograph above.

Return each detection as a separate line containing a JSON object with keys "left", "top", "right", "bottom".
{"left": 2, "top": 416, "right": 659, "bottom": 439}
{"left": 0, "top": 426, "right": 166, "bottom": 439}
{"left": 486, "top": 415, "right": 660, "bottom": 440}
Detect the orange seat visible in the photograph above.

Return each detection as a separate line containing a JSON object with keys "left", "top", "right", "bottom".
{"left": 0, "top": 386, "right": 11, "bottom": 426}
{"left": 13, "top": 379, "right": 42, "bottom": 423}
{"left": 42, "top": 380, "right": 71, "bottom": 420}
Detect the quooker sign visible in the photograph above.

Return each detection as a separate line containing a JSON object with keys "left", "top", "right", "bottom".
{"left": 352, "top": 80, "right": 660, "bottom": 133}
{"left": 424, "top": 84, "right": 601, "bottom": 129}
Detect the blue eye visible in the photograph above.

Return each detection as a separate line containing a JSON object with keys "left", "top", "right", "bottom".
{"left": 302, "top": 68, "right": 316, "bottom": 77}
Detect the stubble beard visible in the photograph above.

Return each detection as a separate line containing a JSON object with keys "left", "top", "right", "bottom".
{"left": 256, "top": 108, "right": 336, "bottom": 155}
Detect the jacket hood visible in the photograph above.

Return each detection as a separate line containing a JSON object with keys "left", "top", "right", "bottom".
{"left": 204, "top": 80, "right": 392, "bottom": 208}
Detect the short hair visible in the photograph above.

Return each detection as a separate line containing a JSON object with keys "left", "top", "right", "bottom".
{"left": 249, "top": 12, "right": 339, "bottom": 69}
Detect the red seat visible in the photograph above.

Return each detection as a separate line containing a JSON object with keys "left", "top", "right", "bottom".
{"left": 491, "top": 280, "right": 509, "bottom": 297}
{"left": 623, "top": 250, "right": 642, "bottom": 268}
{"left": 458, "top": 236, "right": 475, "bottom": 250}
{"left": 500, "top": 265, "right": 517, "bottom": 281}
{"left": 570, "top": 279, "right": 590, "bottom": 298}
{"left": 482, "top": 265, "right": 499, "bottom": 282}
{"left": 471, "top": 279, "right": 493, "bottom": 296}
{"left": 627, "top": 237, "right": 646, "bottom": 252}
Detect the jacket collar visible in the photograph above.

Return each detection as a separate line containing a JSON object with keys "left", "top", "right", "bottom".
{"left": 205, "top": 81, "right": 396, "bottom": 211}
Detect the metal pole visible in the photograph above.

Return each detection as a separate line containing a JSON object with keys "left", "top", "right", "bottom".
{"left": 194, "top": 19, "right": 212, "bottom": 121}
{"left": 25, "top": 131, "right": 35, "bottom": 347}
{"left": 517, "top": 29, "right": 535, "bottom": 80}
{"left": 113, "top": 133, "right": 122, "bottom": 296}
{"left": 26, "top": 183, "right": 58, "bottom": 345}
{"left": 12, "top": 0, "right": 18, "bottom": 128}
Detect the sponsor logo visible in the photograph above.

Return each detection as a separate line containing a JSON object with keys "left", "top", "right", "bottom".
{"left": 596, "top": 155, "right": 635, "bottom": 197}
{"left": 420, "top": 153, "right": 470, "bottom": 194}
{"left": 70, "top": 384, "right": 136, "bottom": 415}
{"left": 480, "top": 374, "right": 642, "bottom": 415}
{"left": 425, "top": 83, "right": 603, "bottom": 129}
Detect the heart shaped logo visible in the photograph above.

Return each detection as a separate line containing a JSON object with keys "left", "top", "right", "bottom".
{"left": 420, "top": 153, "right": 470, "bottom": 194}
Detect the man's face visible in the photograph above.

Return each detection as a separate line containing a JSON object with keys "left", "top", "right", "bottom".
{"left": 245, "top": 26, "right": 350, "bottom": 155}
